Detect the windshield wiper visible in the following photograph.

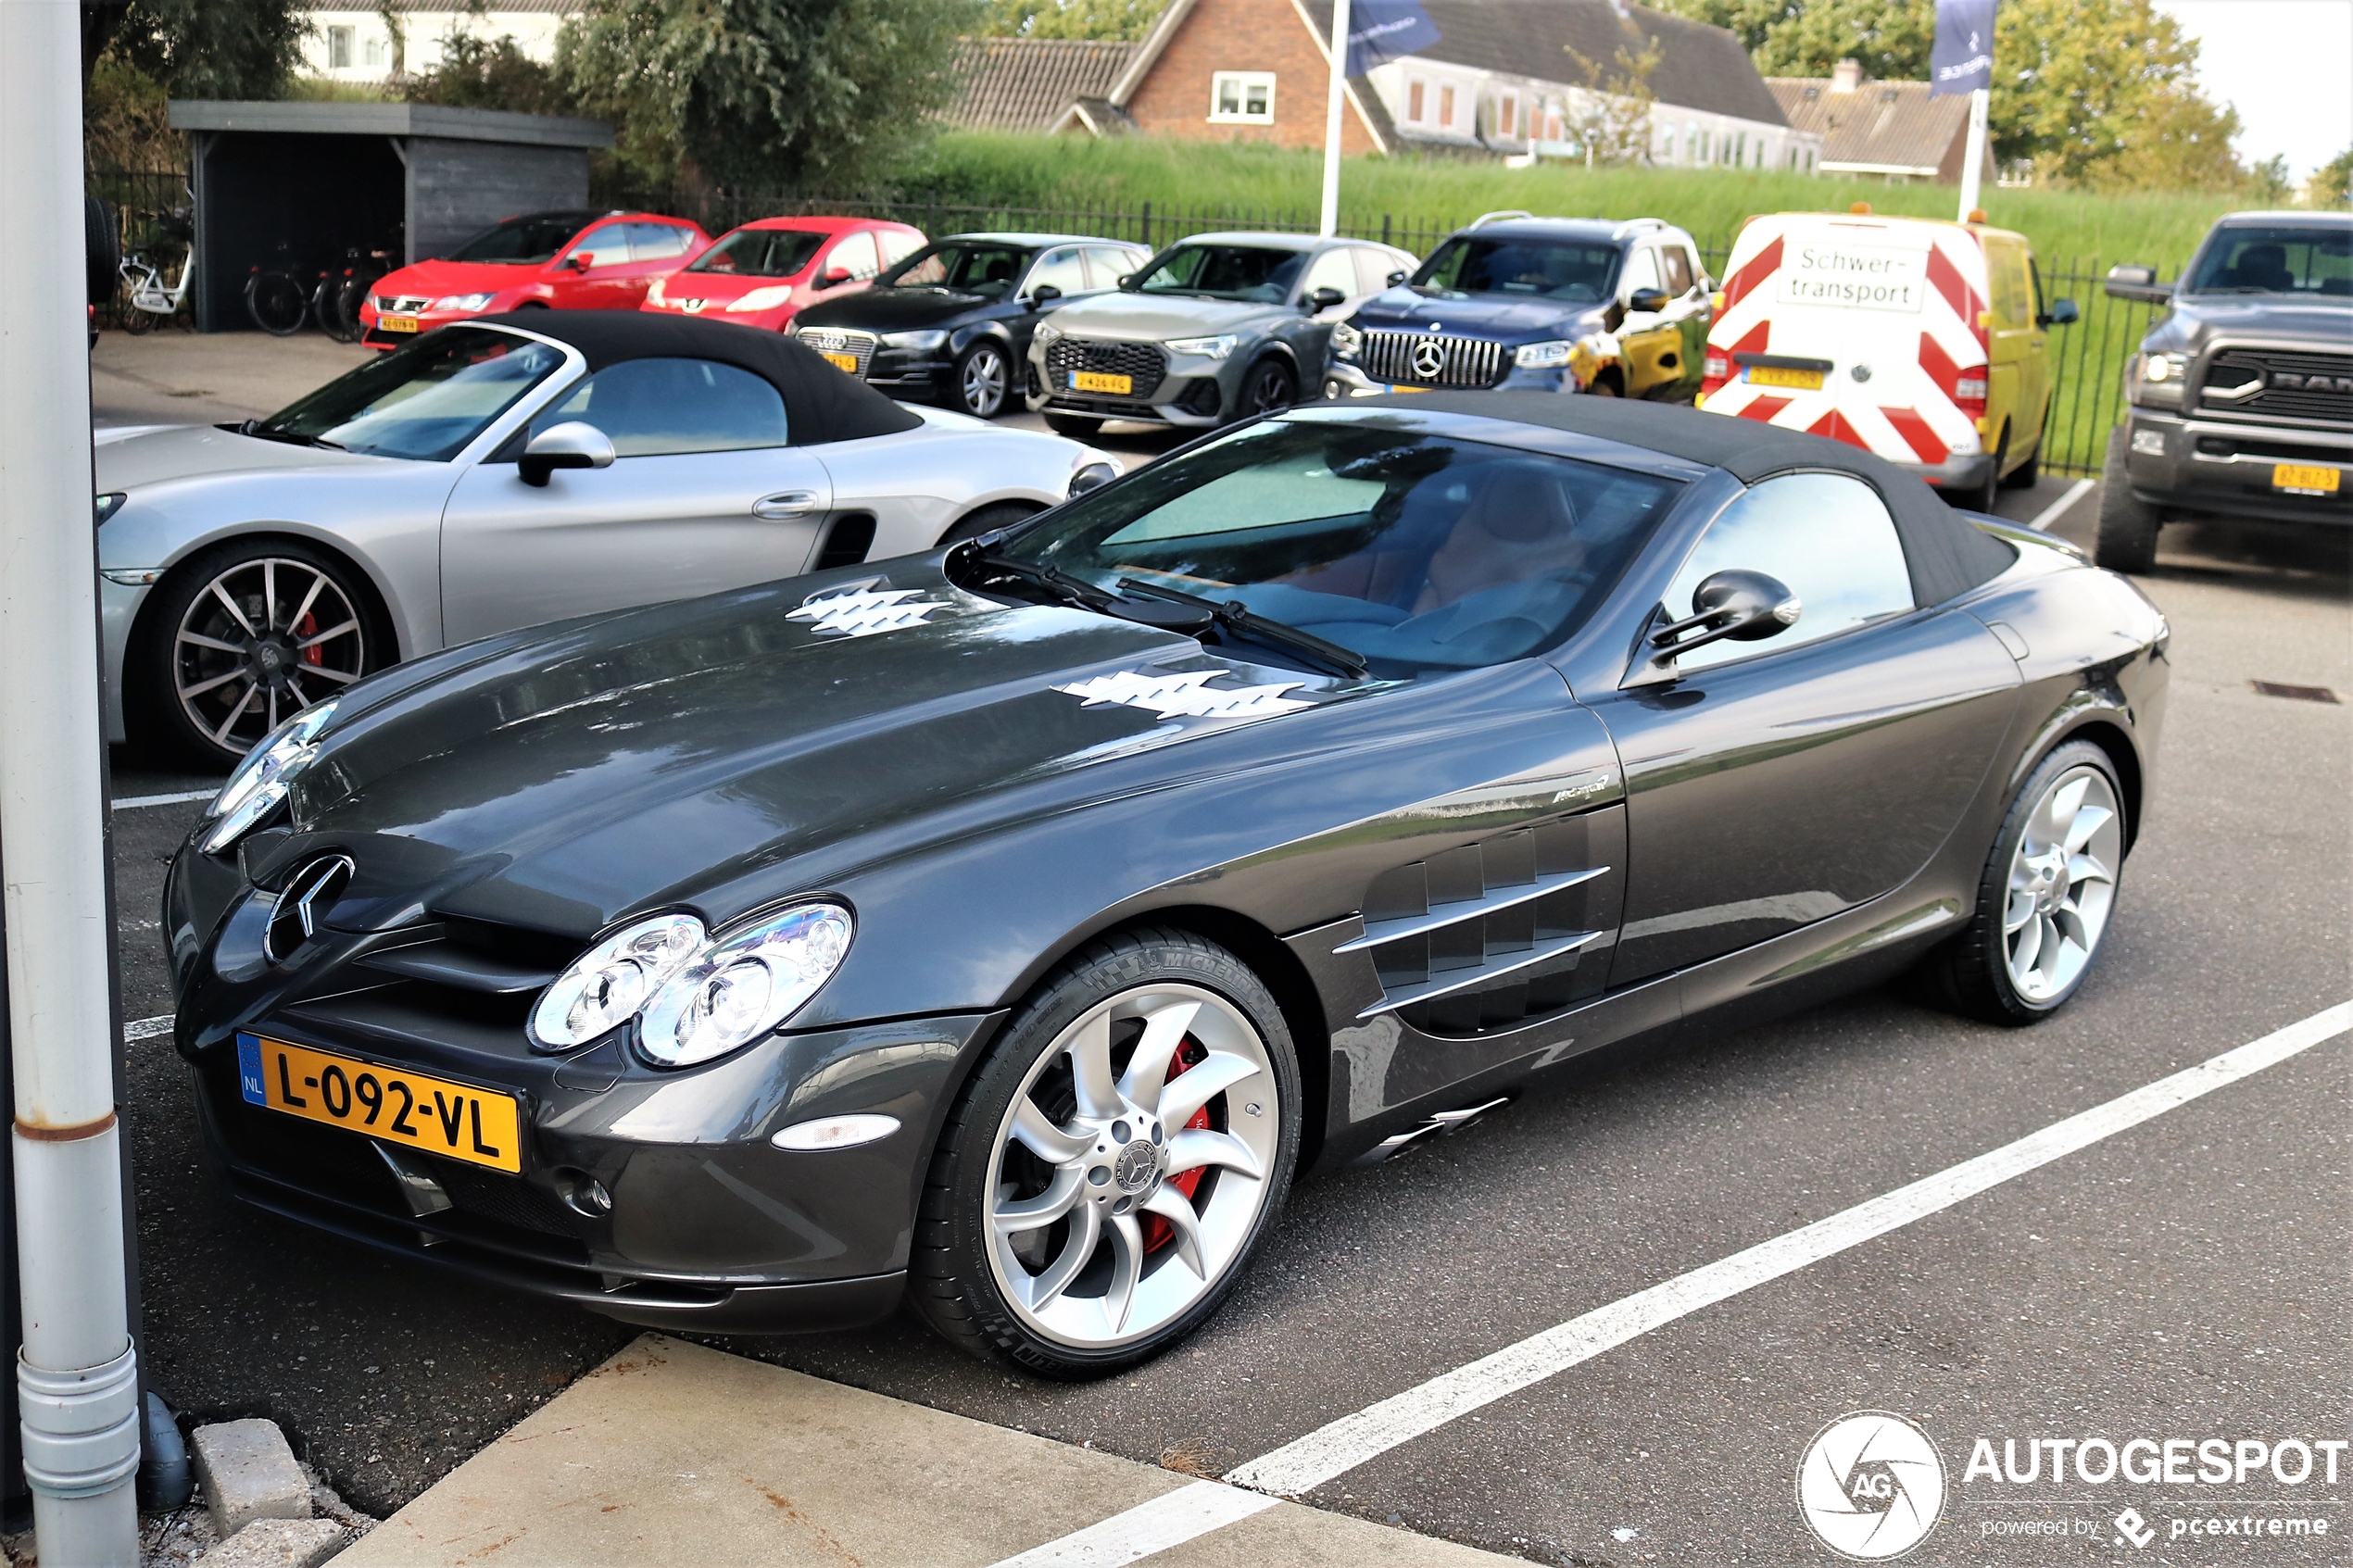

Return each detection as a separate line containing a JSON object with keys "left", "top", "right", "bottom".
{"left": 1117, "top": 578, "right": 1367, "bottom": 678}
{"left": 958, "top": 546, "right": 1120, "bottom": 611}
{"left": 233, "top": 420, "right": 343, "bottom": 450}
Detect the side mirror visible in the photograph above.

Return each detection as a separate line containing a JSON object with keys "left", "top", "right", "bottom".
{"left": 1386, "top": 270, "right": 1409, "bottom": 287}
{"left": 2039, "top": 297, "right": 2080, "bottom": 327}
{"left": 1308, "top": 286, "right": 1347, "bottom": 311}
{"left": 1625, "top": 570, "right": 1801, "bottom": 686}
{"left": 1628, "top": 286, "right": 1670, "bottom": 314}
{"left": 1027, "top": 283, "right": 1062, "bottom": 306}
{"left": 1117, "top": 272, "right": 1139, "bottom": 289}
{"left": 2104, "top": 264, "right": 2171, "bottom": 305}
{"left": 819, "top": 267, "right": 853, "bottom": 288}
{"left": 564, "top": 252, "right": 593, "bottom": 272}
{"left": 517, "top": 420, "right": 616, "bottom": 487}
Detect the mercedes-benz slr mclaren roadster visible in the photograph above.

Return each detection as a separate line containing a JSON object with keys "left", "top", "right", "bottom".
{"left": 165, "top": 395, "right": 2169, "bottom": 1376}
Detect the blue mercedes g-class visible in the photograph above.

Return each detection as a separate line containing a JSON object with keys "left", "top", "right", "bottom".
{"left": 1320, "top": 213, "right": 1715, "bottom": 402}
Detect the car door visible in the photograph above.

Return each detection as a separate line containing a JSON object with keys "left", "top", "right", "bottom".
{"left": 1083, "top": 245, "right": 1144, "bottom": 290}
{"left": 438, "top": 356, "right": 833, "bottom": 644}
{"left": 1656, "top": 242, "right": 1710, "bottom": 400}
{"left": 1581, "top": 471, "right": 2021, "bottom": 986}
{"left": 816, "top": 231, "right": 883, "bottom": 295}
{"left": 1616, "top": 245, "right": 1683, "bottom": 398}
{"left": 1982, "top": 236, "right": 2036, "bottom": 465}
{"left": 555, "top": 222, "right": 636, "bottom": 309}
{"left": 617, "top": 221, "right": 699, "bottom": 306}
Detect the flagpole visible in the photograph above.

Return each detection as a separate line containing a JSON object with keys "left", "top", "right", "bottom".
{"left": 1320, "top": 0, "right": 1352, "bottom": 237}
{"left": 1956, "top": 85, "right": 1989, "bottom": 220}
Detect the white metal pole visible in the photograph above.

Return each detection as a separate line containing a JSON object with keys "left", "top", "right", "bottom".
{"left": 1318, "top": 0, "right": 1353, "bottom": 237}
{"left": 1956, "top": 86, "right": 1990, "bottom": 220}
{"left": 0, "top": 0, "right": 144, "bottom": 1561}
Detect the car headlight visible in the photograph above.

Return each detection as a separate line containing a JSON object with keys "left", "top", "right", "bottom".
{"left": 2131, "top": 350, "right": 2189, "bottom": 408}
{"left": 199, "top": 699, "right": 339, "bottom": 854}
{"left": 433, "top": 293, "right": 496, "bottom": 312}
{"left": 638, "top": 902, "right": 853, "bottom": 1066}
{"left": 728, "top": 285, "right": 797, "bottom": 313}
{"left": 1069, "top": 459, "right": 1119, "bottom": 495}
{"left": 1033, "top": 320, "right": 1063, "bottom": 346}
{"left": 880, "top": 329, "right": 949, "bottom": 351}
{"left": 1166, "top": 333, "right": 1239, "bottom": 360}
{"left": 1330, "top": 321, "right": 1363, "bottom": 359}
{"left": 529, "top": 912, "right": 707, "bottom": 1051}
{"left": 94, "top": 492, "right": 127, "bottom": 526}
{"left": 1515, "top": 340, "right": 1576, "bottom": 369}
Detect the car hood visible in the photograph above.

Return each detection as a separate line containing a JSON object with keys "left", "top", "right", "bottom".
{"left": 94, "top": 422, "right": 390, "bottom": 490}
{"left": 292, "top": 564, "right": 1365, "bottom": 937}
{"left": 376, "top": 257, "right": 547, "bottom": 298}
{"left": 1352, "top": 289, "right": 1610, "bottom": 339}
{"left": 795, "top": 287, "right": 999, "bottom": 332}
{"left": 2153, "top": 294, "right": 2353, "bottom": 353}
{"left": 658, "top": 269, "right": 786, "bottom": 304}
{"left": 1048, "top": 293, "right": 1289, "bottom": 341}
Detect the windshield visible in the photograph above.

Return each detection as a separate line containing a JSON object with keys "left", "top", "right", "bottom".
{"left": 1133, "top": 245, "right": 1306, "bottom": 303}
{"left": 1416, "top": 237, "right": 1620, "bottom": 302}
{"left": 254, "top": 327, "right": 567, "bottom": 460}
{"left": 687, "top": 227, "right": 825, "bottom": 279}
{"left": 444, "top": 213, "right": 598, "bottom": 265}
{"left": 1001, "top": 417, "right": 1680, "bottom": 677}
{"left": 881, "top": 241, "right": 1038, "bottom": 296}
{"left": 2183, "top": 226, "right": 2352, "bottom": 295}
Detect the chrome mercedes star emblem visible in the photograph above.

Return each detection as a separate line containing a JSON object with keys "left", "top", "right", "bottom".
{"left": 1411, "top": 339, "right": 1448, "bottom": 381}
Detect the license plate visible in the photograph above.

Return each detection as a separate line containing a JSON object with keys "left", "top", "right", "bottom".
{"left": 1073, "top": 370, "right": 1132, "bottom": 395}
{"left": 819, "top": 351, "right": 859, "bottom": 374}
{"left": 379, "top": 315, "right": 421, "bottom": 334}
{"left": 1388, "top": 384, "right": 1430, "bottom": 394}
{"left": 2272, "top": 462, "right": 2340, "bottom": 495}
{"left": 1745, "top": 365, "right": 1824, "bottom": 390}
{"left": 238, "top": 1033, "right": 522, "bottom": 1173}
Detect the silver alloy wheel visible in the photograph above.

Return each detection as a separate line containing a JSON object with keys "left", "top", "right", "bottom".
{"left": 961, "top": 345, "right": 1008, "bottom": 418}
{"left": 984, "top": 985, "right": 1278, "bottom": 1348}
{"left": 174, "top": 557, "right": 366, "bottom": 754}
{"left": 2003, "top": 764, "right": 2122, "bottom": 1002}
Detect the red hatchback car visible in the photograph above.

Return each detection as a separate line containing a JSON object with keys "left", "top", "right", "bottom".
{"left": 359, "top": 209, "right": 710, "bottom": 349}
{"left": 642, "top": 215, "right": 925, "bottom": 332}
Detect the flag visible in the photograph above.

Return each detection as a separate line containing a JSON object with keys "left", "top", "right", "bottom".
{"left": 1931, "top": 0, "right": 1996, "bottom": 96}
{"left": 1344, "top": 0, "right": 1441, "bottom": 76}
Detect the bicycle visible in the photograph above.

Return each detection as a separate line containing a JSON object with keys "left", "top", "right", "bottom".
{"left": 319, "top": 247, "right": 394, "bottom": 344}
{"left": 114, "top": 208, "right": 195, "bottom": 334}
{"left": 245, "top": 262, "right": 313, "bottom": 336}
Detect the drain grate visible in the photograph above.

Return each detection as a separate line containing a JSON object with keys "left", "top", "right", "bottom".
{"left": 2249, "top": 680, "right": 2342, "bottom": 704}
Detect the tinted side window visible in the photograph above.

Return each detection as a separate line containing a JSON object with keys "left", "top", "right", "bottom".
{"left": 1026, "top": 247, "right": 1088, "bottom": 295}
{"left": 827, "top": 232, "right": 882, "bottom": 280}
{"left": 571, "top": 224, "right": 631, "bottom": 268}
{"left": 1661, "top": 472, "right": 1912, "bottom": 671}
{"left": 1661, "top": 246, "right": 1694, "bottom": 295}
{"left": 533, "top": 358, "right": 787, "bottom": 456}
{"left": 626, "top": 222, "right": 696, "bottom": 261}
{"left": 1302, "top": 247, "right": 1358, "bottom": 299}
{"left": 1620, "top": 246, "right": 1661, "bottom": 296}
{"left": 1353, "top": 248, "right": 1401, "bottom": 295}
{"left": 1083, "top": 247, "right": 1136, "bottom": 288}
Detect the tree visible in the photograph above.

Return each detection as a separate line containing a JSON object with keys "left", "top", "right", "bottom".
{"left": 975, "top": 0, "right": 1163, "bottom": 42}
{"left": 2307, "top": 147, "right": 2353, "bottom": 209}
{"left": 1561, "top": 31, "right": 1666, "bottom": 166}
{"left": 561, "top": 0, "right": 968, "bottom": 192}
{"left": 404, "top": 31, "right": 574, "bottom": 115}
{"left": 83, "top": 0, "right": 310, "bottom": 100}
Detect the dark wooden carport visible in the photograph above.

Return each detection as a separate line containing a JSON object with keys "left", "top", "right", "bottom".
{"left": 164, "top": 100, "right": 613, "bottom": 331}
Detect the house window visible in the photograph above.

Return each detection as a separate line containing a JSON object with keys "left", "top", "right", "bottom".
{"left": 1732, "top": 131, "right": 1746, "bottom": 166}
{"left": 1408, "top": 79, "right": 1426, "bottom": 123}
{"left": 1693, "top": 128, "right": 1709, "bottom": 163}
{"left": 362, "top": 34, "right": 387, "bottom": 68}
{"left": 1545, "top": 107, "right": 1564, "bottom": 143}
{"left": 1497, "top": 93, "right": 1516, "bottom": 138}
{"left": 328, "top": 26, "right": 354, "bottom": 69}
{"left": 1210, "top": 72, "right": 1276, "bottom": 124}
{"left": 1439, "top": 83, "right": 1456, "bottom": 129}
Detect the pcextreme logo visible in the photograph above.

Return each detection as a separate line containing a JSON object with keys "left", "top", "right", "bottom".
{"left": 1797, "top": 1411, "right": 1949, "bottom": 1561}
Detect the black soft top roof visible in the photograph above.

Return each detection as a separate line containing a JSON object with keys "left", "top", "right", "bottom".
{"left": 474, "top": 309, "right": 924, "bottom": 446}
{"left": 1370, "top": 391, "right": 2018, "bottom": 606}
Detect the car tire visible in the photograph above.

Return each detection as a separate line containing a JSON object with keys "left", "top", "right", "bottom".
{"left": 1587, "top": 374, "right": 1621, "bottom": 397}
{"left": 937, "top": 500, "right": 1043, "bottom": 548}
{"left": 1234, "top": 357, "right": 1296, "bottom": 422}
{"left": 2000, "top": 438, "right": 2040, "bottom": 490}
{"left": 911, "top": 927, "right": 1302, "bottom": 1378}
{"left": 2094, "top": 424, "right": 2163, "bottom": 572}
{"left": 954, "top": 341, "right": 1012, "bottom": 420}
{"left": 132, "top": 538, "right": 389, "bottom": 767}
{"left": 1929, "top": 739, "right": 2127, "bottom": 1026}
{"left": 1044, "top": 413, "right": 1102, "bottom": 439}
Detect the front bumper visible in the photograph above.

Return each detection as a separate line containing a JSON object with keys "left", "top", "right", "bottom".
{"left": 359, "top": 304, "right": 490, "bottom": 350}
{"left": 1036, "top": 345, "right": 1238, "bottom": 428}
{"left": 2120, "top": 409, "right": 2353, "bottom": 525}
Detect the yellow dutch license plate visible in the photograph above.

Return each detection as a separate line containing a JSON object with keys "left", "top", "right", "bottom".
{"left": 379, "top": 315, "right": 422, "bottom": 333}
{"left": 819, "top": 351, "right": 859, "bottom": 373}
{"left": 2272, "top": 462, "right": 2340, "bottom": 495}
{"left": 237, "top": 1033, "right": 522, "bottom": 1173}
{"left": 1388, "top": 384, "right": 1430, "bottom": 394}
{"left": 1073, "top": 370, "right": 1133, "bottom": 395}
{"left": 1745, "top": 365, "right": 1825, "bottom": 391}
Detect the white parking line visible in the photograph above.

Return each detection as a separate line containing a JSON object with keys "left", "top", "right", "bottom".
{"left": 989, "top": 1000, "right": 2352, "bottom": 1566}
{"left": 124, "top": 1013, "right": 173, "bottom": 1041}
{"left": 2027, "top": 477, "right": 2095, "bottom": 533}
{"left": 115, "top": 787, "right": 217, "bottom": 809}
{"left": 988, "top": 1481, "right": 1277, "bottom": 1567}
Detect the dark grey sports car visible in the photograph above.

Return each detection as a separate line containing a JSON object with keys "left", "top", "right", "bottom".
{"left": 165, "top": 395, "right": 2169, "bottom": 1376}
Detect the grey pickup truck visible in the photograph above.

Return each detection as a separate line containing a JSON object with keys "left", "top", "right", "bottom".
{"left": 2098, "top": 211, "right": 2350, "bottom": 571}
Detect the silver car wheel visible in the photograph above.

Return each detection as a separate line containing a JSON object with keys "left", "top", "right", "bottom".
{"left": 2003, "top": 764, "right": 2121, "bottom": 1002}
{"left": 960, "top": 345, "right": 1008, "bottom": 419}
{"left": 174, "top": 557, "right": 366, "bottom": 753}
{"left": 983, "top": 985, "right": 1279, "bottom": 1349}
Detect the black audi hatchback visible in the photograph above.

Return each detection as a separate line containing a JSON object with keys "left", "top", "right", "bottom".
{"left": 167, "top": 392, "right": 2169, "bottom": 1376}
{"left": 791, "top": 232, "right": 1151, "bottom": 419}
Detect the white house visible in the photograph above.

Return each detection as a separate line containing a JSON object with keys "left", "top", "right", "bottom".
{"left": 296, "top": 0, "right": 575, "bottom": 84}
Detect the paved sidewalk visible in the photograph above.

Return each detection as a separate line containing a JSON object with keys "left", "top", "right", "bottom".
{"left": 335, "top": 1336, "right": 1519, "bottom": 1568}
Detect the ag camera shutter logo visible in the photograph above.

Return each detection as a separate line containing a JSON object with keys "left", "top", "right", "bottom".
{"left": 1796, "top": 1411, "right": 1946, "bottom": 1560}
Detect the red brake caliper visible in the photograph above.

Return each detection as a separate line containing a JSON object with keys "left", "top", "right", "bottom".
{"left": 297, "top": 610, "right": 323, "bottom": 666}
{"left": 1140, "top": 1037, "right": 1211, "bottom": 1254}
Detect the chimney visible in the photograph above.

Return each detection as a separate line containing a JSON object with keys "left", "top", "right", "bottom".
{"left": 1831, "top": 58, "right": 1862, "bottom": 94}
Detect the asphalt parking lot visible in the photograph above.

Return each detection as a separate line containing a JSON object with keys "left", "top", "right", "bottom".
{"left": 95, "top": 331, "right": 2347, "bottom": 1564}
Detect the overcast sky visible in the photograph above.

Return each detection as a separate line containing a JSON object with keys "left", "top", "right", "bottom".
{"left": 2153, "top": 0, "right": 2353, "bottom": 182}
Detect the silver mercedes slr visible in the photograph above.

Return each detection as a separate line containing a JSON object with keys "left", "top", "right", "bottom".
{"left": 94, "top": 311, "right": 1119, "bottom": 763}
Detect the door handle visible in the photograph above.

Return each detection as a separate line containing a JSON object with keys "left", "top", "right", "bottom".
{"left": 753, "top": 491, "right": 821, "bottom": 519}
